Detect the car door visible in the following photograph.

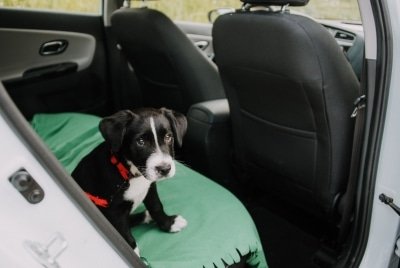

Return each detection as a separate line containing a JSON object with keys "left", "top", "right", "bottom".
{"left": 0, "top": 4, "right": 111, "bottom": 120}
{"left": 176, "top": 21, "right": 215, "bottom": 60}
{"left": 0, "top": 81, "right": 145, "bottom": 267}
{"left": 0, "top": 3, "right": 145, "bottom": 267}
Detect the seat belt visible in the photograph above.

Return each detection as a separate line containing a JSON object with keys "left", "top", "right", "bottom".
{"left": 337, "top": 93, "right": 366, "bottom": 244}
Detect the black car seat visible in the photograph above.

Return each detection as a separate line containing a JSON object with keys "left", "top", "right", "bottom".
{"left": 212, "top": 0, "right": 360, "bottom": 219}
{"left": 111, "top": 7, "right": 225, "bottom": 114}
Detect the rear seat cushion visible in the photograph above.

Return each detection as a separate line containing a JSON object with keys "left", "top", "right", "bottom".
{"left": 31, "top": 112, "right": 268, "bottom": 268}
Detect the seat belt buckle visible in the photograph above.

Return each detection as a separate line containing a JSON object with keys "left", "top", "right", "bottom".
{"left": 351, "top": 95, "right": 366, "bottom": 118}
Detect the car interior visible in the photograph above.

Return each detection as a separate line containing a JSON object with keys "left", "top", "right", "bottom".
{"left": 0, "top": 0, "right": 365, "bottom": 267}
{"left": 110, "top": 6, "right": 226, "bottom": 114}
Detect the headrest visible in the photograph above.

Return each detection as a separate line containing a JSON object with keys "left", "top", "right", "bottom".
{"left": 240, "top": 0, "right": 309, "bottom": 6}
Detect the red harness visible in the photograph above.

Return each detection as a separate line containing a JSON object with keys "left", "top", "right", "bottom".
{"left": 85, "top": 192, "right": 109, "bottom": 208}
{"left": 85, "top": 154, "right": 132, "bottom": 208}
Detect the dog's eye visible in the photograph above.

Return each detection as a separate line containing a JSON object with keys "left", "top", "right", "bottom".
{"left": 136, "top": 138, "right": 145, "bottom": 146}
{"left": 164, "top": 133, "right": 173, "bottom": 144}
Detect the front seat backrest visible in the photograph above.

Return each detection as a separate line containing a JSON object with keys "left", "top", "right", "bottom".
{"left": 213, "top": 0, "right": 360, "bottom": 217}
{"left": 111, "top": 7, "right": 225, "bottom": 113}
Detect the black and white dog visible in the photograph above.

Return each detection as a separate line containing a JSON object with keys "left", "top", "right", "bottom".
{"left": 72, "top": 108, "right": 188, "bottom": 255}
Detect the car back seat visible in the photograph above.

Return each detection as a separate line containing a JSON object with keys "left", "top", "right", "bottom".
{"left": 31, "top": 112, "right": 268, "bottom": 268}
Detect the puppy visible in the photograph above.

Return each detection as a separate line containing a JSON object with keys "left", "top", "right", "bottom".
{"left": 72, "top": 108, "right": 188, "bottom": 255}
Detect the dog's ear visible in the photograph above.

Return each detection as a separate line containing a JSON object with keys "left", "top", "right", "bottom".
{"left": 161, "top": 108, "right": 187, "bottom": 147}
{"left": 99, "top": 110, "right": 136, "bottom": 152}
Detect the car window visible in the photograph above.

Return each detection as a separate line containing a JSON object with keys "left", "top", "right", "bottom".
{"left": 131, "top": 0, "right": 240, "bottom": 23}
{"left": 131, "top": 0, "right": 361, "bottom": 23}
{"left": 0, "top": 0, "right": 102, "bottom": 14}
{"left": 294, "top": 0, "right": 361, "bottom": 22}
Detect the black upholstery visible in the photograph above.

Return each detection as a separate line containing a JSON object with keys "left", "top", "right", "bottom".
{"left": 185, "top": 99, "right": 232, "bottom": 185}
{"left": 213, "top": 10, "right": 360, "bottom": 217}
{"left": 111, "top": 8, "right": 225, "bottom": 113}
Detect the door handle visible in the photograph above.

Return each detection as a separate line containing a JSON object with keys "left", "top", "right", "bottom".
{"left": 39, "top": 40, "right": 68, "bottom": 56}
{"left": 194, "top": 40, "right": 209, "bottom": 50}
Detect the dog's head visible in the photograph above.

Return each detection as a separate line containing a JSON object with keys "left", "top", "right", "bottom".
{"left": 99, "top": 108, "right": 187, "bottom": 181}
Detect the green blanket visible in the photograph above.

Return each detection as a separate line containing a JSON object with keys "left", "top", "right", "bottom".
{"left": 31, "top": 113, "right": 267, "bottom": 268}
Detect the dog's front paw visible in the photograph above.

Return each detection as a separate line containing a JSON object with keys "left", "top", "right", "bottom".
{"left": 134, "top": 246, "right": 140, "bottom": 257}
{"left": 169, "top": 215, "right": 188, "bottom": 232}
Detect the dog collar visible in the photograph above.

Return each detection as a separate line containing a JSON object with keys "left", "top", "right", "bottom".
{"left": 110, "top": 154, "right": 131, "bottom": 180}
{"left": 85, "top": 192, "right": 109, "bottom": 208}
{"left": 84, "top": 154, "right": 132, "bottom": 208}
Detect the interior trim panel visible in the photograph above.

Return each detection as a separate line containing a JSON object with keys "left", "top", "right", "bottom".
{"left": 0, "top": 28, "right": 95, "bottom": 81}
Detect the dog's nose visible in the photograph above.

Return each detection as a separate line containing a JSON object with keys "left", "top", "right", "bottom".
{"left": 155, "top": 164, "right": 171, "bottom": 176}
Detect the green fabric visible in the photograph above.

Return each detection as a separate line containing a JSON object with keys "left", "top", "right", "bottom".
{"left": 31, "top": 113, "right": 268, "bottom": 268}
{"left": 31, "top": 113, "right": 104, "bottom": 173}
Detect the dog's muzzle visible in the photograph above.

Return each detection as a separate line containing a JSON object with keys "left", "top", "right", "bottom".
{"left": 146, "top": 152, "right": 175, "bottom": 181}
{"left": 155, "top": 163, "right": 172, "bottom": 177}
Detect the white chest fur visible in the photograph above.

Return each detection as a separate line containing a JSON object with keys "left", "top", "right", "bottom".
{"left": 123, "top": 176, "right": 152, "bottom": 212}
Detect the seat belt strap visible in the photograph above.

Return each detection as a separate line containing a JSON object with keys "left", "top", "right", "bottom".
{"left": 338, "top": 94, "right": 366, "bottom": 243}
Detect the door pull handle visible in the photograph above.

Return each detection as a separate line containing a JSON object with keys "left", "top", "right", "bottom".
{"left": 39, "top": 40, "right": 68, "bottom": 56}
